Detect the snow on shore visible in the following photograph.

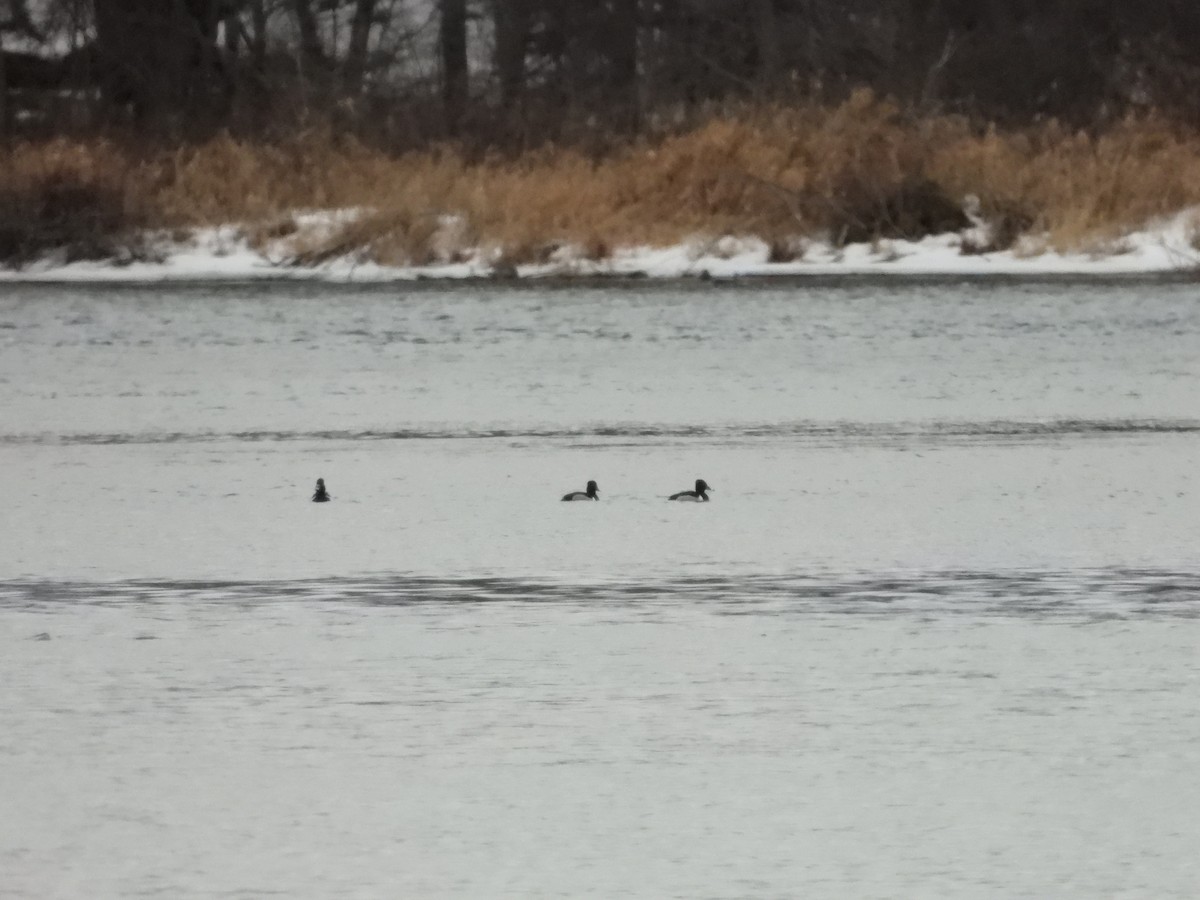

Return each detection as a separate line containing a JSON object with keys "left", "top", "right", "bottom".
{"left": 3, "top": 208, "right": 1199, "bottom": 283}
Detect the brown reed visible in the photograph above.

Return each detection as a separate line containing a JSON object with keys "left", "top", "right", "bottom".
{"left": 4, "top": 91, "right": 1200, "bottom": 266}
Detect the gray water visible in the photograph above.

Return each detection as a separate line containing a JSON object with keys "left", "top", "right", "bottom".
{"left": 1, "top": 278, "right": 1199, "bottom": 898}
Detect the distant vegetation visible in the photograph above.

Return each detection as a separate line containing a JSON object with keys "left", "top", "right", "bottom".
{"left": 5, "top": 93, "right": 1200, "bottom": 268}
{"left": 4, "top": 2, "right": 1200, "bottom": 267}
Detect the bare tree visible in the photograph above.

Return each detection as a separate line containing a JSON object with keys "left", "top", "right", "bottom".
{"left": 440, "top": 0, "right": 467, "bottom": 133}
{"left": 493, "top": 0, "right": 531, "bottom": 109}
{"left": 92, "top": 0, "right": 229, "bottom": 129}
{"left": 751, "top": 0, "right": 781, "bottom": 91}
{"left": 3, "top": 0, "right": 1199, "bottom": 143}
{"left": 606, "top": 0, "right": 639, "bottom": 132}
{"left": 248, "top": 0, "right": 268, "bottom": 71}
{"left": 343, "top": 0, "right": 379, "bottom": 94}
{"left": 292, "top": 0, "right": 325, "bottom": 70}
{"left": 1, "top": 0, "right": 43, "bottom": 135}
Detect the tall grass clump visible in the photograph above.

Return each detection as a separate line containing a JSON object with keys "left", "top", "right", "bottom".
{"left": 6, "top": 92, "right": 1200, "bottom": 267}
{"left": 0, "top": 139, "right": 151, "bottom": 267}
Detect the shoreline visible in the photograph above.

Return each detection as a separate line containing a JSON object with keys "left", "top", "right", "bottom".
{"left": 2, "top": 204, "right": 1200, "bottom": 285}
{"left": 5, "top": 270, "right": 1200, "bottom": 290}
{"left": 9, "top": 104, "right": 1200, "bottom": 289}
{"left": 2, "top": 212, "right": 1199, "bottom": 286}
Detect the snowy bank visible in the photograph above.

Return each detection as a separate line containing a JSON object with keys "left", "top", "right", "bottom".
{"left": 3, "top": 208, "right": 1199, "bottom": 283}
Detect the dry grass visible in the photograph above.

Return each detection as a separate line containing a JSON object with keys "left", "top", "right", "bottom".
{"left": 5, "top": 91, "right": 1200, "bottom": 266}
{"left": 0, "top": 139, "right": 152, "bottom": 265}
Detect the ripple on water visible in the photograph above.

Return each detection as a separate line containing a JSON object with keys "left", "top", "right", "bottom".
{"left": 2, "top": 569, "right": 1197, "bottom": 621}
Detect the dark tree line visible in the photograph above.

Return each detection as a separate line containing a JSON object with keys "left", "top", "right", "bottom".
{"left": 4, "top": 0, "right": 1200, "bottom": 144}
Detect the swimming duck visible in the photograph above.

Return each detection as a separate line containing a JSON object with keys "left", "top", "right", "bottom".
{"left": 562, "top": 480, "right": 599, "bottom": 501}
{"left": 669, "top": 479, "right": 712, "bottom": 501}
{"left": 312, "top": 478, "right": 331, "bottom": 502}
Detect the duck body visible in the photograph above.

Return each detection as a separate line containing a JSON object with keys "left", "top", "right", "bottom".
{"left": 312, "top": 478, "right": 331, "bottom": 502}
{"left": 562, "top": 480, "right": 599, "bottom": 501}
{"left": 669, "top": 479, "right": 712, "bottom": 501}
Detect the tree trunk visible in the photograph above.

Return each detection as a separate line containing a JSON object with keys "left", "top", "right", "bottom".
{"left": 0, "top": 49, "right": 8, "bottom": 140}
{"left": 494, "top": 0, "right": 531, "bottom": 109}
{"left": 223, "top": 9, "right": 239, "bottom": 54}
{"left": 292, "top": 0, "right": 325, "bottom": 69}
{"left": 343, "top": 0, "right": 377, "bottom": 95}
{"left": 249, "top": 0, "right": 267, "bottom": 72}
{"left": 897, "top": 0, "right": 945, "bottom": 101}
{"left": 643, "top": 0, "right": 691, "bottom": 106}
{"left": 440, "top": 0, "right": 468, "bottom": 134}
{"left": 92, "top": 0, "right": 224, "bottom": 129}
{"left": 752, "top": 0, "right": 781, "bottom": 92}
{"left": 190, "top": 0, "right": 222, "bottom": 109}
{"left": 606, "top": 0, "right": 639, "bottom": 133}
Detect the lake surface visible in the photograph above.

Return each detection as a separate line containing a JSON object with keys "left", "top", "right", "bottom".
{"left": 2, "top": 278, "right": 1198, "bottom": 898}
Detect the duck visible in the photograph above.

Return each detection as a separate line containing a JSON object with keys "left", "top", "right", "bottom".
{"left": 311, "top": 478, "right": 331, "bottom": 502}
{"left": 562, "top": 480, "right": 599, "bottom": 501}
{"left": 669, "top": 479, "right": 712, "bottom": 501}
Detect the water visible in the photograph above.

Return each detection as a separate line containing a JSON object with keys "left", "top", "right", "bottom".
{"left": 2, "top": 278, "right": 1199, "bottom": 897}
